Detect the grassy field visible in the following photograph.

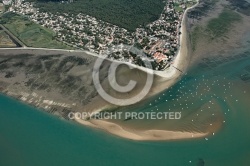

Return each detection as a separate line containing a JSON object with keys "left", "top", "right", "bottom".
{"left": 0, "top": 30, "right": 17, "bottom": 47}
{"left": 0, "top": 12, "right": 72, "bottom": 49}
{"left": 174, "top": 3, "right": 184, "bottom": 12}
{"left": 33, "top": 0, "right": 164, "bottom": 31}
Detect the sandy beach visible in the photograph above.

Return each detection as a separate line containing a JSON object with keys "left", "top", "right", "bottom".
{"left": 74, "top": 1, "right": 209, "bottom": 141}
{"left": 0, "top": 1, "right": 208, "bottom": 141}
{"left": 76, "top": 118, "right": 208, "bottom": 141}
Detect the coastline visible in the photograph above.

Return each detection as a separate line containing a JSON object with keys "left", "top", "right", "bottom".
{"left": 0, "top": 1, "right": 199, "bottom": 79}
{"left": 0, "top": 1, "right": 206, "bottom": 141}
{"left": 154, "top": 0, "right": 200, "bottom": 79}
{"left": 76, "top": 118, "right": 208, "bottom": 141}
{"left": 75, "top": 1, "right": 208, "bottom": 141}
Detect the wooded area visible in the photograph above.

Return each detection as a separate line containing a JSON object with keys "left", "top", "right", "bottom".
{"left": 31, "top": 0, "right": 164, "bottom": 31}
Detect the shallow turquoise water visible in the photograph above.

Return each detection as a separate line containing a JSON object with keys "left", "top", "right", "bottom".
{"left": 1, "top": 50, "right": 250, "bottom": 165}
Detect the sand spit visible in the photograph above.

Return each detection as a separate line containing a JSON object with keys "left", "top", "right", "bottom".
{"left": 75, "top": 1, "right": 210, "bottom": 141}
{"left": 0, "top": 1, "right": 212, "bottom": 141}
{"left": 76, "top": 118, "right": 208, "bottom": 141}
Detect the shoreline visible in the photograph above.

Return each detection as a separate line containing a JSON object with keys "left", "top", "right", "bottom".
{"left": 75, "top": 1, "right": 208, "bottom": 141}
{"left": 76, "top": 118, "right": 209, "bottom": 141}
{"left": 0, "top": 1, "right": 199, "bottom": 79}
{"left": 0, "top": 1, "right": 205, "bottom": 141}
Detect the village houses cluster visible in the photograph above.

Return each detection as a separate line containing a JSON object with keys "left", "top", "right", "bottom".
{"left": 9, "top": 0, "right": 195, "bottom": 70}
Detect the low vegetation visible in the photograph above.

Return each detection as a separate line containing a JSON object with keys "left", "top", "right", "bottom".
{"left": 0, "top": 30, "right": 17, "bottom": 47}
{"left": 190, "top": 8, "right": 242, "bottom": 50}
{"left": 0, "top": 12, "right": 72, "bottom": 49}
{"left": 190, "top": 26, "right": 204, "bottom": 51}
{"left": 206, "top": 9, "right": 242, "bottom": 39}
{"left": 228, "top": 0, "right": 250, "bottom": 16}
